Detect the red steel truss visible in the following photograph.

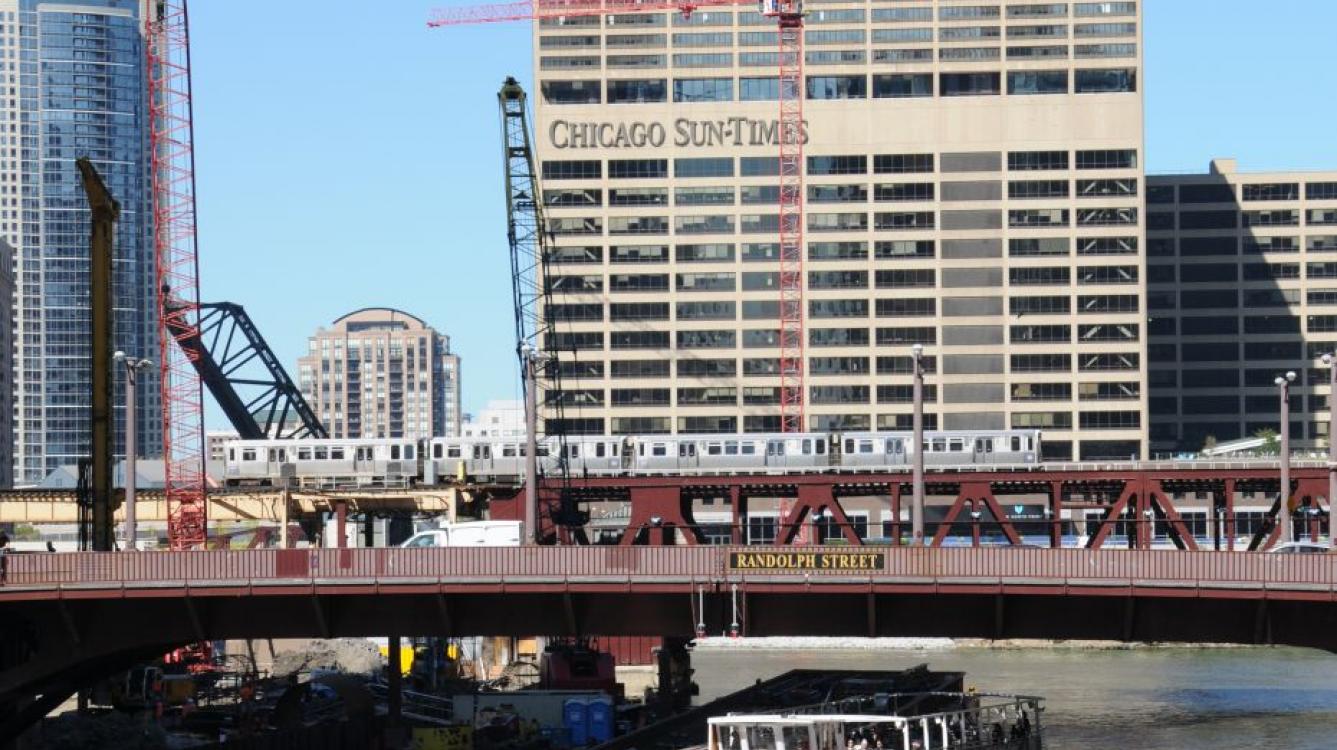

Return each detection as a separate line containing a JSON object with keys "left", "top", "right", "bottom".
{"left": 431, "top": 0, "right": 809, "bottom": 431}
{"left": 776, "top": 15, "right": 805, "bottom": 433}
{"left": 497, "top": 465, "right": 1335, "bottom": 550}
{"left": 147, "top": 0, "right": 208, "bottom": 549}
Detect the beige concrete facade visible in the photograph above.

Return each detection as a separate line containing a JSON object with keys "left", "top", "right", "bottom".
{"left": 1148, "top": 160, "right": 1337, "bottom": 455}
{"left": 298, "top": 308, "right": 462, "bottom": 440}
{"left": 533, "top": 1, "right": 1147, "bottom": 460}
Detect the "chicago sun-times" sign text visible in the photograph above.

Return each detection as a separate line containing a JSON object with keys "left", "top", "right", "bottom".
{"left": 549, "top": 117, "right": 810, "bottom": 150}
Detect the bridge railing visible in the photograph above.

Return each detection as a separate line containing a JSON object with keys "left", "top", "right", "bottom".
{"left": 2, "top": 546, "right": 1335, "bottom": 589}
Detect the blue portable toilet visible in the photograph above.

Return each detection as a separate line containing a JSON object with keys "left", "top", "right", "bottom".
{"left": 564, "top": 699, "right": 589, "bottom": 746}
{"left": 587, "top": 697, "right": 614, "bottom": 744}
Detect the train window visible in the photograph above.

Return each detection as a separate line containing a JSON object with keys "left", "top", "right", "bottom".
{"left": 741, "top": 442, "right": 757, "bottom": 455}
{"left": 595, "top": 443, "right": 606, "bottom": 458}
{"left": 859, "top": 440, "right": 873, "bottom": 453}
{"left": 1026, "top": 437, "right": 1033, "bottom": 451}
{"left": 844, "top": 439, "right": 855, "bottom": 454}
{"left": 433, "top": 444, "right": 443, "bottom": 459}
{"left": 652, "top": 443, "right": 668, "bottom": 457}
{"left": 948, "top": 439, "right": 963, "bottom": 452}
{"left": 405, "top": 445, "right": 415, "bottom": 460}
{"left": 976, "top": 439, "right": 993, "bottom": 453}
{"left": 707, "top": 443, "right": 723, "bottom": 456}
{"left": 315, "top": 447, "right": 329, "bottom": 460}
{"left": 447, "top": 446, "right": 461, "bottom": 458}
{"left": 639, "top": 444, "right": 646, "bottom": 457}
{"left": 331, "top": 448, "right": 345, "bottom": 460}
{"left": 1011, "top": 437, "right": 1022, "bottom": 451}
{"left": 816, "top": 440, "right": 826, "bottom": 455}
{"left": 932, "top": 439, "right": 946, "bottom": 452}
{"left": 391, "top": 446, "right": 401, "bottom": 460}
{"left": 567, "top": 444, "right": 581, "bottom": 458}
{"left": 502, "top": 445, "right": 517, "bottom": 458}
{"left": 767, "top": 440, "right": 785, "bottom": 456}
{"left": 297, "top": 448, "right": 311, "bottom": 461}
{"left": 228, "top": 448, "right": 235, "bottom": 461}
{"left": 886, "top": 439, "right": 902, "bottom": 454}
{"left": 242, "top": 449, "right": 255, "bottom": 461}
{"left": 537, "top": 445, "right": 551, "bottom": 457}
{"left": 725, "top": 442, "right": 739, "bottom": 455}
{"left": 802, "top": 439, "right": 812, "bottom": 454}
{"left": 611, "top": 443, "right": 620, "bottom": 456}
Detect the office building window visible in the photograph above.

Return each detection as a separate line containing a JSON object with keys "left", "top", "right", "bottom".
{"left": 673, "top": 77, "right": 733, "bottom": 102}
{"left": 940, "top": 72, "right": 1001, "bottom": 96}
{"left": 1007, "top": 70, "right": 1068, "bottom": 94}
{"left": 807, "top": 75, "right": 867, "bottom": 99}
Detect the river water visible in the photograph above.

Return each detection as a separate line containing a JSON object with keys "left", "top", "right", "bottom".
{"left": 692, "top": 647, "right": 1337, "bottom": 750}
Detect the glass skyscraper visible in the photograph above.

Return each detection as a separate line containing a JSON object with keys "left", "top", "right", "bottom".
{"left": 4, "top": 0, "right": 159, "bottom": 484}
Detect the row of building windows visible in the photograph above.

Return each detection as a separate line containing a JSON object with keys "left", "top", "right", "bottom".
{"left": 546, "top": 207, "right": 1135, "bottom": 236}
{"left": 557, "top": 360, "right": 1143, "bottom": 387}
{"left": 1148, "top": 209, "right": 1337, "bottom": 230}
{"left": 539, "top": 42, "right": 1133, "bottom": 70}
{"left": 544, "top": 178, "right": 1138, "bottom": 207}
{"left": 549, "top": 241, "right": 1135, "bottom": 268}
{"left": 547, "top": 386, "right": 1141, "bottom": 410}
{"left": 545, "top": 326, "right": 1140, "bottom": 353}
{"left": 543, "top": 150, "right": 1136, "bottom": 180}
{"left": 540, "top": 68, "right": 1135, "bottom": 104}
{"left": 1146, "top": 235, "right": 1337, "bottom": 257}
{"left": 537, "top": 3, "right": 1133, "bottom": 29}
{"left": 1149, "top": 182, "right": 1337, "bottom": 204}
{"left": 1149, "top": 258, "right": 1337, "bottom": 283}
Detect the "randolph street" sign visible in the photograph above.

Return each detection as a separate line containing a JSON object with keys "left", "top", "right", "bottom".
{"left": 549, "top": 117, "right": 810, "bottom": 150}
{"left": 729, "top": 551, "right": 885, "bottom": 572}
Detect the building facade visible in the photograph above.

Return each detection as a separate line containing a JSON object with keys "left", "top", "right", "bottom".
{"left": 298, "top": 308, "right": 461, "bottom": 440}
{"left": 0, "top": 238, "right": 12, "bottom": 487}
{"left": 532, "top": 0, "right": 1147, "bottom": 460}
{"left": 3, "top": 0, "right": 160, "bottom": 484}
{"left": 462, "top": 399, "right": 526, "bottom": 438}
{"left": 1148, "top": 160, "right": 1337, "bottom": 455}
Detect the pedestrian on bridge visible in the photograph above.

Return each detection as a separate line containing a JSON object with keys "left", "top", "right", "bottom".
{"left": 0, "top": 533, "right": 9, "bottom": 583}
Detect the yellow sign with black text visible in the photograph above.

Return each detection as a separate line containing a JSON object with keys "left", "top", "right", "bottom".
{"left": 729, "top": 551, "right": 884, "bottom": 572}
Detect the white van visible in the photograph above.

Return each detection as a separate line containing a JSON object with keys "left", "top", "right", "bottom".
{"left": 400, "top": 520, "right": 522, "bottom": 548}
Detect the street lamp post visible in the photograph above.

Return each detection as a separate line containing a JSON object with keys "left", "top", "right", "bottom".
{"left": 113, "top": 351, "right": 152, "bottom": 552}
{"left": 969, "top": 509, "right": 982, "bottom": 547}
{"left": 1322, "top": 353, "right": 1337, "bottom": 550}
{"left": 1275, "top": 370, "right": 1297, "bottom": 545}
{"left": 911, "top": 343, "right": 925, "bottom": 546}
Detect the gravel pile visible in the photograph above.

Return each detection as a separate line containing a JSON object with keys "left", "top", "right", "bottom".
{"left": 270, "top": 638, "right": 384, "bottom": 677}
{"left": 35, "top": 710, "right": 168, "bottom": 750}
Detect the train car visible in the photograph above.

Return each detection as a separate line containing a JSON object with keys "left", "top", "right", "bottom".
{"left": 429, "top": 435, "right": 626, "bottom": 482}
{"left": 628, "top": 432, "right": 831, "bottom": 474}
{"left": 222, "top": 438, "right": 420, "bottom": 488}
{"left": 838, "top": 429, "right": 1041, "bottom": 468}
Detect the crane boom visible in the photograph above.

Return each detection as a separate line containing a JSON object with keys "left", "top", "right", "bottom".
{"left": 434, "top": 0, "right": 808, "bottom": 432}
{"left": 148, "top": 0, "right": 208, "bottom": 549}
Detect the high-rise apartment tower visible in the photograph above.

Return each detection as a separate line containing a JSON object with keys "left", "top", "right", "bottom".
{"left": 3, "top": 0, "right": 160, "bottom": 484}
{"left": 298, "top": 308, "right": 462, "bottom": 440}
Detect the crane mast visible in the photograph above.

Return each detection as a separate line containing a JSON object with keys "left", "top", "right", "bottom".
{"left": 435, "top": 0, "right": 809, "bottom": 433}
{"left": 499, "top": 78, "right": 579, "bottom": 537}
{"left": 148, "top": 0, "right": 208, "bottom": 549}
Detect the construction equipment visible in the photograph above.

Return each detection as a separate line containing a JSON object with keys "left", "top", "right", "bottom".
{"left": 433, "top": 0, "right": 810, "bottom": 433}
{"left": 148, "top": 0, "right": 208, "bottom": 549}
{"left": 76, "top": 157, "right": 118, "bottom": 552}
{"left": 168, "top": 302, "right": 327, "bottom": 440}
{"left": 498, "top": 79, "right": 585, "bottom": 537}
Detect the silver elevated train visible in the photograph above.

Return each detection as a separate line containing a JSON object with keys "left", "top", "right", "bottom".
{"left": 222, "top": 430, "right": 1041, "bottom": 488}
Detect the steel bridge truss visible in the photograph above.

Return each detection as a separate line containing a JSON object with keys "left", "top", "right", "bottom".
{"left": 169, "top": 302, "right": 326, "bottom": 440}
{"left": 506, "top": 467, "right": 1335, "bottom": 550}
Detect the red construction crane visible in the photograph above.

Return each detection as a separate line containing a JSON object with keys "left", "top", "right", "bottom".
{"left": 147, "top": 0, "right": 208, "bottom": 549}
{"left": 430, "top": 0, "right": 809, "bottom": 432}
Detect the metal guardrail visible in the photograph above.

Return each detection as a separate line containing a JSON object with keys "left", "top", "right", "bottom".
{"left": 2, "top": 546, "right": 1336, "bottom": 591}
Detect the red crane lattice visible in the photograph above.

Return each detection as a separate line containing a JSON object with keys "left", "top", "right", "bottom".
{"left": 431, "top": 0, "right": 809, "bottom": 432}
{"left": 148, "top": 0, "right": 208, "bottom": 549}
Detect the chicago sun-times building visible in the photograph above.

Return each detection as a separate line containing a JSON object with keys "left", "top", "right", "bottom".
{"left": 532, "top": 0, "right": 1147, "bottom": 461}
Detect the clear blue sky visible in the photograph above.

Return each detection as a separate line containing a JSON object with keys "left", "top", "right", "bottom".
{"left": 189, "top": 1, "right": 1337, "bottom": 427}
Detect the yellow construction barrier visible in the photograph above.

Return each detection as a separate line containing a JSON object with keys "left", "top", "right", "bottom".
{"left": 412, "top": 725, "right": 473, "bottom": 750}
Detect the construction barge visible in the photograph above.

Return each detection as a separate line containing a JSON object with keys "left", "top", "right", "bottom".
{"left": 597, "top": 666, "right": 1041, "bottom": 750}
